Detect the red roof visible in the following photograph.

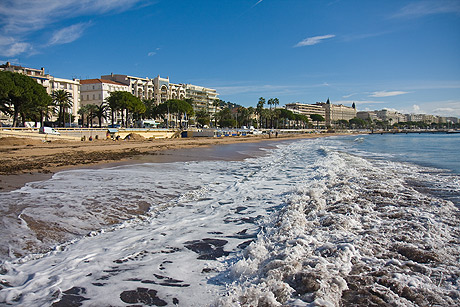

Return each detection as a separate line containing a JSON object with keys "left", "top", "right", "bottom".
{"left": 80, "top": 78, "right": 127, "bottom": 86}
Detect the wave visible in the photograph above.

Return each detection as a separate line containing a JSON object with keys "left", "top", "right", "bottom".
{"left": 219, "top": 146, "right": 460, "bottom": 306}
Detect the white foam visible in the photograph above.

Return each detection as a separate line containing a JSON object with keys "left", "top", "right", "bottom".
{"left": 0, "top": 137, "right": 459, "bottom": 306}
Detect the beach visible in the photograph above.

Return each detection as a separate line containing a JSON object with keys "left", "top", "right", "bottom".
{"left": 0, "top": 133, "right": 458, "bottom": 306}
{"left": 0, "top": 132, "right": 348, "bottom": 192}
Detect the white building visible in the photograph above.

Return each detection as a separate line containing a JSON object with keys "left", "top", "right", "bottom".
{"left": 80, "top": 79, "right": 129, "bottom": 126}
{"left": 184, "top": 84, "right": 219, "bottom": 113}
{"left": 0, "top": 62, "right": 81, "bottom": 125}
{"left": 101, "top": 74, "right": 155, "bottom": 101}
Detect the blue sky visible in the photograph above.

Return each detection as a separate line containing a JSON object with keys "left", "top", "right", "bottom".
{"left": 1, "top": 0, "right": 459, "bottom": 116}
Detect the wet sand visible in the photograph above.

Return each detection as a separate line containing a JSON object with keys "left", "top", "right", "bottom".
{"left": 0, "top": 132, "right": 352, "bottom": 191}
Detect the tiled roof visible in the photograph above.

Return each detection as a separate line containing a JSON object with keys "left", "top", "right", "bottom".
{"left": 80, "top": 78, "right": 127, "bottom": 86}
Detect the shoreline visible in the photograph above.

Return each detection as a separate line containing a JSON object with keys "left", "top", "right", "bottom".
{"left": 0, "top": 132, "right": 354, "bottom": 192}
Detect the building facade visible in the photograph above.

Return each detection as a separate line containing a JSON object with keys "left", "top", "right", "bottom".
{"left": 1, "top": 62, "right": 81, "bottom": 125}
{"left": 285, "top": 100, "right": 356, "bottom": 127}
{"left": 357, "top": 111, "right": 378, "bottom": 121}
{"left": 317, "top": 100, "right": 356, "bottom": 126}
{"left": 80, "top": 79, "right": 129, "bottom": 126}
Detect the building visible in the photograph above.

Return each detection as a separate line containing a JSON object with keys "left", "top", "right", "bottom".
{"left": 375, "top": 109, "right": 405, "bottom": 124}
{"left": 184, "top": 84, "right": 219, "bottom": 113}
{"left": 285, "top": 102, "right": 325, "bottom": 118}
{"left": 285, "top": 100, "right": 356, "bottom": 127}
{"left": 316, "top": 99, "right": 356, "bottom": 126}
{"left": 80, "top": 79, "right": 129, "bottom": 126}
{"left": 1, "top": 62, "right": 81, "bottom": 125}
{"left": 357, "top": 111, "right": 378, "bottom": 121}
{"left": 101, "top": 74, "right": 155, "bottom": 101}
{"left": 405, "top": 113, "right": 424, "bottom": 122}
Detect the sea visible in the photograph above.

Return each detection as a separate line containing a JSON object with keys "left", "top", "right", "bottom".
{"left": 0, "top": 133, "right": 459, "bottom": 306}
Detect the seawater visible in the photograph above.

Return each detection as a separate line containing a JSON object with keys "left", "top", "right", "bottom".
{"left": 0, "top": 134, "right": 459, "bottom": 306}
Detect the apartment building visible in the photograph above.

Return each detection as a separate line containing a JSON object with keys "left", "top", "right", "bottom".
{"left": 0, "top": 62, "right": 81, "bottom": 124}
{"left": 285, "top": 103, "right": 325, "bottom": 117}
{"left": 184, "top": 84, "right": 219, "bottom": 113}
{"left": 375, "top": 109, "right": 406, "bottom": 123}
{"left": 101, "top": 73, "right": 219, "bottom": 113}
{"left": 285, "top": 100, "right": 356, "bottom": 127}
{"left": 80, "top": 79, "right": 129, "bottom": 126}
{"left": 357, "top": 111, "right": 378, "bottom": 121}
{"left": 101, "top": 74, "right": 154, "bottom": 101}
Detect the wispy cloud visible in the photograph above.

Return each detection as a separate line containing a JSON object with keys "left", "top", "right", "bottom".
{"left": 0, "top": 0, "right": 153, "bottom": 57}
{"left": 294, "top": 34, "right": 335, "bottom": 47}
{"left": 251, "top": 0, "right": 264, "bottom": 9}
{"left": 335, "top": 100, "right": 385, "bottom": 105}
{"left": 392, "top": 0, "right": 460, "bottom": 18}
{"left": 48, "top": 23, "right": 90, "bottom": 46}
{"left": 369, "top": 91, "right": 409, "bottom": 97}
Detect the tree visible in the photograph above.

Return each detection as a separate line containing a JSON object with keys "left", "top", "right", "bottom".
{"left": 278, "top": 109, "right": 295, "bottom": 128}
{"left": 195, "top": 110, "right": 210, "bottom": 127}
{"left": 154, "top": 99, "right": 194, "bottom": 128}
{"left": 256, "top": 97, "right": 265, "bottom": 128}
{"left": 94, "top": 103, "right": 108, "bottom": 128}
{"left": 78, "top": 105, "right": 90, "bottom": 127}
{"left": 106, "top": 91, "right": 143, "bottom": 127}
{"left": 52, "top": 89, "right": 73, "bottom": 127}
{"left": 0, "top": 71, "right": 52, "bottom": 127}
{"left": 349, "top": 117, "right": 366, "bottom": 129}
{"left": 310, "top": 114, "right": 325, "bottom": 129}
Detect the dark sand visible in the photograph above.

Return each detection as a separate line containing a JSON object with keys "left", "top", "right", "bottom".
{"left": 0, "top": 133, "right": 353, "bottom": 192}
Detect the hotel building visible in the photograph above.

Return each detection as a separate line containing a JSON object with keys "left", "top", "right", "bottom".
{"left": 285, "top": 100, "right": 356, "bottom": 127}
{"left": 80, "top": 79, "right": 129, "bottom": 126}
{"left": 0, "top": 62, "right": 81, "bottom": 125}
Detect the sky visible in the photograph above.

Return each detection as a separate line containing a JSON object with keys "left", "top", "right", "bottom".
{"left": 1, "top": 0, "right": 459, "bottom": 117}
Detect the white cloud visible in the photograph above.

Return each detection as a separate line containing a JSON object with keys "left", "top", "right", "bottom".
{"left": 335, "top": 100, "right": 385, "bottom": 105}
{"left": 0, "top": 0, "right": 152, "bottom": 56}
{"left": 48, "top": 23, "right": 89, "bottom": 46}
{"left": 294, "top": 34, "right": 335, "bottom": 47}
{"left": 251, "top": 0, "right": 264, "bottom": 8}
{"left": 0, "top": 36, "right": 32, "bottom": 56}
{"left": 342, "top": 93, "right": 357, "bottom": 98}
{"left": 370, "top": 91, "right": 409, "bottom": 97}
{"left": 392, "top": 0, "right": 460, "bottom": 18}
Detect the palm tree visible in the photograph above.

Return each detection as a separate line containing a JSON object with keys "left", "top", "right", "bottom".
{"left": 94, "top": 103, "right": 108, "bottom": 128}
{"left": 78, "top": 105, "right": 90, "bottom": 127}
{"left": 52, "top": 90, "right": 73, "bottom": 127}
{"left": 256, "top": 97, "right": 265, "bottom": 128}
{"left": 86, "top": 104, "right": 98, "bottom": 128}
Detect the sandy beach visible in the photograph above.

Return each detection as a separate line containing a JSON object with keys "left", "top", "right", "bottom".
{"left": 0, "top": 132, "right": 351, "bottom": 191}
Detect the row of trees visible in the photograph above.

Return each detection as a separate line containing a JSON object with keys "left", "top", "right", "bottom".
{"left": 0, "top": 71, "right": 85, "bottom": 127}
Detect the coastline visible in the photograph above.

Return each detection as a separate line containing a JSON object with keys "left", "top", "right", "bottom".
{"left": 0, "top": 132, "right": 353, "bottom": 192}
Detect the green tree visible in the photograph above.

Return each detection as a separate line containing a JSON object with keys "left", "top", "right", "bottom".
{"left": 106, "top": 91, "right": 143, "bottom": 127}
{"left": 52, "top": 89, "right": 73, "bottom": 127}
{"left": 154, "top": 99, "right": 194, "bottom": 128}
{"left": 310, "top": 114, "right": 325, "bottom": 129}
{"left": 94, "top": 103, "right": 108, "bottom": 128}
{"left": 0, "top": 71, "right": 52, "bottom": 127}
{"left": 256, "top": 97, "right": 265, "bottom": 128}
{"left": 349, "top": 117, "right": 366, "bottom": 129}
{"left": 78, "top": 105, "right": 90, "bottom": 127}
{"left": 195, "top": 110, "right": 210, "bottom": 127}
{"left": 278, "top": 109, "right": 295, "bottom": 128}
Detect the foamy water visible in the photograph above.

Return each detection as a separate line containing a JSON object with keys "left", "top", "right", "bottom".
{"left": 0, "top": 135, "right": 459, "bottom": 306}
